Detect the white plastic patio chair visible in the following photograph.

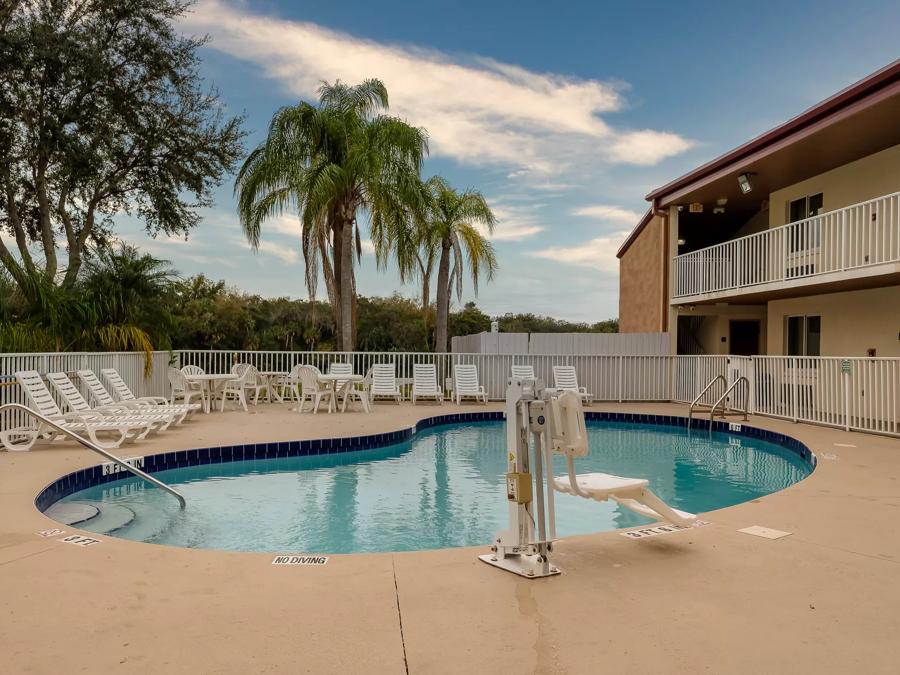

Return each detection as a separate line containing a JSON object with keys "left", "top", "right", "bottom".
{"left": 47, "top": 372, "right": 174, "bottom": 433}
{"left": 165, "top": 368, "right": 205, "bottom": 410}
{"left": 370, "top": 363, "right": 402, "bottom": 404}
{"left": 1, "top": 371, "right": 151, "bottom": 451}
{"left": 232, "top": 363, "right": 267, "bottom": 404}
{"left": 552, "top": 365, "right": 593, "bottom": 404}
{"left": 412, "top": 364, "right": 443, "bottom": 404}
{"left": 511, "top": 365, "right": 536, "bottom": 381}
{"left": 453, "top": 364, "right": 487, "bottom": 405}
{"left": 297, "top": 365, "right": 334, "bottom": 414}
{"left": 273, "top": 364, "right": 305, "bottom": 403}
{"left": 219, "top": 365, "right": 261, "bottom": 412}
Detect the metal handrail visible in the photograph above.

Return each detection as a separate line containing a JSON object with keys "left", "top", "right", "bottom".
{"left": 1, "top": 403, "right": 186, "bottom": 508}
{"left": 709, "top": 377, "right": 749, "bottom": 430}
{"left": 688, "top": 375, "right": 726, "bottom": 422}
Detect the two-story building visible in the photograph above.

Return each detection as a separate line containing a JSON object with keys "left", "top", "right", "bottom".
{"left": 618, "top": 60, "right": 900, "bottom": 357}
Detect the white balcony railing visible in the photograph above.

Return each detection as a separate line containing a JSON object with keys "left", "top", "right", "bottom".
{"left": 673, "top": 190, "right": 900, "bottom": 299}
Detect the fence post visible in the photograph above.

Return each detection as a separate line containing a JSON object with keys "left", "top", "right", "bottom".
{"left": 791, "top": 357, "right": 799, "bottom": 423}
{"left": 617, "top": 355, "right": 624, "bottom": 403}
{"left": 843, "top": 361, "right": 851, "bottom": 431}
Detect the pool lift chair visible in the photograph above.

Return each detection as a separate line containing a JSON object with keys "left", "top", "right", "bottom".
{"left": 479, "top": 380, "right": 697, "bottom": 579}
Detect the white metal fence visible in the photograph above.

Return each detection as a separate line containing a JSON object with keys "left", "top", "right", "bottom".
{"left": 3, "top": 350, "right": 900, "bottom": 438}
{"left": 673, "top": 190, "right": 900, "bottom": 299}
{"left": 0, "top": 351, "right": 172, "bottom": 431}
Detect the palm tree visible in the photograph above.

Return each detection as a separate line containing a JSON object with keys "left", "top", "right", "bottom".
{"left": 415, "top": 176, "right": 497, "bottom": 352}
{"left": 234, "top": 79, "right": 428, "bottom": 350}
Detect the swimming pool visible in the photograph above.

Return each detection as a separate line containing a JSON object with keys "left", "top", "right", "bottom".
{"left": 47, "top": 416, "right": 813, "bottom": 553}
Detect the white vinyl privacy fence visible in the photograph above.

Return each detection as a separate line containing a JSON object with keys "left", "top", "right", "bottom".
{"left": 0, "top": 351, "right": 172, "bottom": 431}
{"left": 2, "top": 350, "right": 899, "bottom": 438}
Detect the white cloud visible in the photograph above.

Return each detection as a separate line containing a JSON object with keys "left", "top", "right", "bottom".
{"left": 182, "top": 1, "right": 692, "bottom": 175}
{"left": 608, "top": 130, "right": 693, "bottom": 165}
{"left": 484, "top": 202, "right": 545, "bottom": 241}
{"left": 571, "top": 205, "right": 643, "bottom": 224}
{"left": 255, "top": 240, "right": 299, "bottom": 264}
{"left": 527, "top": 230, "right": 631, "bottom": 273}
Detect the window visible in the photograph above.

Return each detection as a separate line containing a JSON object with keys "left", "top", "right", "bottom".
{"left": 787, "top": 193, "right": 823, "bottom": 254}
{"left": 789, "top": 193, "right": 823, "bottom": 223}
{"left": 785, "top": 315, "right": 821, "bottom": 356}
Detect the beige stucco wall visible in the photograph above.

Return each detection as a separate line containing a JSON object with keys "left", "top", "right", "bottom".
{"left": 769, "top": 143, "right": 900, "bottom": 228}
{"left": 767, "top": 285, "right": 900, "bottom": 357}
{"left": 619, "top": 215, "right": 665, "bottom": 333}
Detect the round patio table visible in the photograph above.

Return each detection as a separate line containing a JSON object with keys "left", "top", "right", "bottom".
{"left": 314, "top": 373, "right": 368, "bottom": 414}
{"left": 182, "top": 373, "right": 235, "bottom": 413}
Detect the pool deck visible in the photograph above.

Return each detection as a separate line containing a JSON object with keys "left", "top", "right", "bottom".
{"left": 2, "top": 401, "right": 900, "bottom": 674}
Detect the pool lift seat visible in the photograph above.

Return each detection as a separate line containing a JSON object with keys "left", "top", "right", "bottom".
{"left": 480, "top": 381, "right": 700, "bottom": 579}
{"left": 549, "top": 391, "right": 698, "bottom": 529}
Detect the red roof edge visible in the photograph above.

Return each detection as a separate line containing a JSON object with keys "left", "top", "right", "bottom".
{"left": 616, "top": 208, "right": 655, "bottom": 259}
{"left": 645, "top": 59, "right": 900, "bottom": 203}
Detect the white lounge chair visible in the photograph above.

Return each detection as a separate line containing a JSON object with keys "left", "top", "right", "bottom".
{"left": 552, "top": 365, "right": 592, "bottom": 404}
{"left": 549, "top": 391, "right": 696, "bottom": 528}
{"left": 99, "top": 368, "right": 200, "bottom": 416}
{"left": 1, "top": 371, "right": 151, "bottom": 451}
{"left": 453, "top": 364, "right": 487, "bottom": 404}
{"left": 297, "top": 365, "right": 334, "bottom": 414}
{"left": 81, "top": 369, "right": 198, "bottom": 422}
{"left": 370, "top": 363, "right": 402, "bottom": 404}
{"left": 511, "top": 365, "right": 536, "bottom": 381}
{"left": 47, "top": 372, "right": 175, "bottom": 433}
{"left": 412, "top": 364, "right": 443, "bottom": 404}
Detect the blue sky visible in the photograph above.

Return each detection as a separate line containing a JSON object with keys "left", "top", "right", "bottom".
{"left": 117, "top": 0, "right": 900, "bottom": 321}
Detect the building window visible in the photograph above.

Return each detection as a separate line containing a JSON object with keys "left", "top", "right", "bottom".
{"left": 788, "top": 193, "right": 823, "bottom": 223}
{"left": 788, "top": 193, "right": 823, "bottom": 254}
{"left": 786, "top": 315, "right": 821, "bottom": 356}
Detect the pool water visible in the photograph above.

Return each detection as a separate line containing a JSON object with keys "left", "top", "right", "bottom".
{"left": 56, "top": 421, "right": 812, "bottom": 553}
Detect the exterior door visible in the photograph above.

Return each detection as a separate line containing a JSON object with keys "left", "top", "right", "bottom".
{"left": 729, "top": 320, "right": 760, "bottom": 356}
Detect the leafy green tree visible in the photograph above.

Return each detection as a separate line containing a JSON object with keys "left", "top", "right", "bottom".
{"left": 0, "top": 0, "right": 244, "bottom": 293}
{"left": 355, "top": 295, "right": 427, "bottom": 351}
{"left": 449, "top": 302, "right": 491, "bottom": 339}
{"left": 414, "top": 177, "right": 497, "bottom": 352}
{"left": 235, "top": 79, "right": 427, "bottom": 351}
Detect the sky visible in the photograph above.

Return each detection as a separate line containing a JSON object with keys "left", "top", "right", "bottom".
{"left": 115, "top": 0, "right": 900, "bottom": 322}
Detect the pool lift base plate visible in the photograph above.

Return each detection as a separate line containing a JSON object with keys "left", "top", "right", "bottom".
{"left": 478, "top": 552, "right": 560, "bottom": 579}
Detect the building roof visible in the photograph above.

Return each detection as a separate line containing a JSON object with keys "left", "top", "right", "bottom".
{"left": 617, "top": 59, "right": 900, "bottom": 259}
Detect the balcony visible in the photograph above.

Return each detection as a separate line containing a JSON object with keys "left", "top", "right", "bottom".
{"left": 672, "top": 191, "right": 900, "bottom": 303}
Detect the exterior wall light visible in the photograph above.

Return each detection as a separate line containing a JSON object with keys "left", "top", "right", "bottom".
{"left": 738, "top": 173, "right": 754, "bottom": 194}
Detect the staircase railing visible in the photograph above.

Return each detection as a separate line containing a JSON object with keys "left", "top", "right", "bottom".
{"left": 1, "top": 403, "right": 186, "bottom": 508}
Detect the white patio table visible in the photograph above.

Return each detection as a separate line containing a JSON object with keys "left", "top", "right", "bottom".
{"left": 316, "top": 373, "right": 368, "bottom": 413}
{"left": 258, "top": 371, "right": 288, "bottom": 403}
{"left": 182, "top": 373, "right": 235, "bottom": 413}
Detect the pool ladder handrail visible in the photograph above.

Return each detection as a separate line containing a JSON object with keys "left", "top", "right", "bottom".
{"left": 688, "top": 375, "right": 726, "bottom": 424}
{"left": 708, "top": 377, "right": 750, "bottom": 431}
{"left": 1, "top": 403, "right": 186, "bottom": 509}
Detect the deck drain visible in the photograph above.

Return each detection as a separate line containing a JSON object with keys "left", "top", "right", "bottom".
{"left": 738, "top": 525, "right": 791, "bottom": 540}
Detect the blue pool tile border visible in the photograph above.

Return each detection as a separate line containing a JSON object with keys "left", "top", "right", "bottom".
{"left": 35, "top": 411, "right": 815, "bottom": 512}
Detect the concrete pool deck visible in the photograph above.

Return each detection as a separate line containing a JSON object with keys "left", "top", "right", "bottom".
{"left": 2, "top": 401, "right": 899, "bottom": 674}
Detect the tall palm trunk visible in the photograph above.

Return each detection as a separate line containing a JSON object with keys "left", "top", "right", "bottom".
{"left": 434, "top": 239, "right": 452, "bottom": 353}
{"left": 331, "top": 220, "right": 344, "bottom": 349}
{"left": 339, "top": 207, "right": 355, "bottom": 351}
{"left": 417, "top": 252, "right": 433, "bottom": 350}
